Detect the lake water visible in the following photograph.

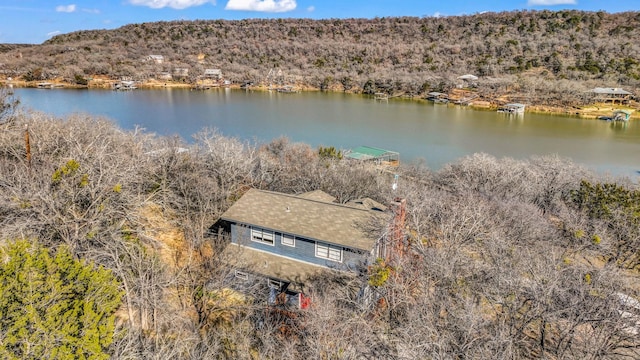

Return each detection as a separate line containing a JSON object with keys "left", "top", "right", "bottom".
{"left": 12, "top": 87, "right": 640, "bottom": 177}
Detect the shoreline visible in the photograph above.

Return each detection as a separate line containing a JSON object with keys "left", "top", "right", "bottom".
{"left": 3, "top": 79, "right": 638, "bottom": 121}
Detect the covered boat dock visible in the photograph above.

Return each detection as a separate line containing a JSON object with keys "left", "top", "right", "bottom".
{"left": 599, "top": 109, "right": 632, "bottom": 122}
{"left": 497, "top": 103, "right": 526, "bottom": 114}
{"left": 345, "top": 146, "right": 399, "bottom": 166}
{"left": 426, "top": 92, "right": 449, "bottom": 103}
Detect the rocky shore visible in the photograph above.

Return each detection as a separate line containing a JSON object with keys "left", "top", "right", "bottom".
{"left": 4, "top": 78, "right": 638, "bottom": 121}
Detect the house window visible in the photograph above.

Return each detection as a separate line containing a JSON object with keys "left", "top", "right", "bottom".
{"left": 235, "top": 270, "right": 249, "bottom": 281}
{"left": 251, "top": 228, "right": 274, "bottom": 245}
{"left": 315, "top": 242, "right": 342, "bottom": 262}
{"left": 268, "top": 279, "right": 282, "bottom": 290}
{"left": 281, "top": 233, "right": 295, "bottom": 247}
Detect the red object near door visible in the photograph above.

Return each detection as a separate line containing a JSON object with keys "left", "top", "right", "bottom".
{"left": 299, "top": 293, "right": 311, "bottom": 309}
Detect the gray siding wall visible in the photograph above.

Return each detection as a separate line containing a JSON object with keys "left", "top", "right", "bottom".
{"left": 230, "top": 222, "right": 367, "bottom": 271}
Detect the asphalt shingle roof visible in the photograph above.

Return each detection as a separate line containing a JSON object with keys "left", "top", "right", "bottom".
{"left": 223, "top": 244, "right": 329, "bottom": 290}
{"left": 220, "top": 189, "right": 388, "bottom": 250}
{"left": 591, "top": 87, "right": 632, "bottom": 95}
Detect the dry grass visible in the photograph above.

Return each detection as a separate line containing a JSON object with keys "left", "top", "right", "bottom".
{"left": 138, "top": 202, "right": 188, "bottom": 268}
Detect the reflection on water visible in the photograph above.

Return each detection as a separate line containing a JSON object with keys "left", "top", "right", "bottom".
{"left": 13, "top": 88, "right": 640, "bottom": 178}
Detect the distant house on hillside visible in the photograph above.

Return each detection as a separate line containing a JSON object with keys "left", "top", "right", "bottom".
{"left": 216, "top": 189, "right": 404, "bottom": 308}
{"left": 204, "top": 68, "right": 222, "bottom": 80}
{"left": 457, "top": 74, "right": 478, "bottom": 88}
{"left": 147, "top": 55, "right": 164, "bottom": 64}
{"left": 589, "top": 87, "right": 633, "bottom": 105}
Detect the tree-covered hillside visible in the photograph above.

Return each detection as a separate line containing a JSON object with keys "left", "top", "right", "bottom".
{"left": 1, "top": 11, "right": 640, "bottom": 104}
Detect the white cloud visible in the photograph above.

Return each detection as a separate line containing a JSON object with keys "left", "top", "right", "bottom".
{"left": 225, "top": 0, "right": 296, "bottom": 13}
{"left": 433, "top": 11, "right": 441, "bottom": 18}
{"left": 55, "top": 4, "right": 76, "bottom": 13}
{"left": 128, "top": 0, "right": 215, "bottom": 10}
{"left": 307, "top": 5, "right": 314, "bottom": 12}
{"left": 527, "top": 0, "right": 576, "bottom": 5}
{"left": 47, "top": 30, "right": 61, "bottom": 37}
{"left": 82, "top": 8, "right": 101, "bottom": 14}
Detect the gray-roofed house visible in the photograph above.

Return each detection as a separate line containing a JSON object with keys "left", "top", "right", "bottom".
{"left": 590, "top": 87, "right": 633, "bottom": 104}
{"left": 218, "top": 188, "right": 399, "bottom": 308}
{"left": 204, "top": 68, "right": 223, "bottom": 80}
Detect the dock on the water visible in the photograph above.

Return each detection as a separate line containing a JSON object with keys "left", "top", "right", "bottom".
{"left": 497, "top": 103, "right": 526, "bottom": 114}
{"left": 345, "top": 145, "right": 399, "bottom": 167}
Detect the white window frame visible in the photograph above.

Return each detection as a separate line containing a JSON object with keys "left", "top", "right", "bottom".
{"left": 235, "top": 270, "right": 249, "bottom": 281}
{"left": 268, "top": 279, "right": 282, "bottom": 289}
{"left": 315, "top": 242, "right": 343, "bottom": 262}
{"left": 281, "top": 233, "right": 295, "bottom": 247}
{"left": 251, "top": 228, "right": 274, "bottom": 246}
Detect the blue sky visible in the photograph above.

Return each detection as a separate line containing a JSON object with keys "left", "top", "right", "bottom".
{"left": 1, "top": 0, "right": 637, "bottom": 44}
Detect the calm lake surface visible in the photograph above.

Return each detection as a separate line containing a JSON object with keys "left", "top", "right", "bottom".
{"left": 13, "top": 87, "right": 640, "bottom": 177}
